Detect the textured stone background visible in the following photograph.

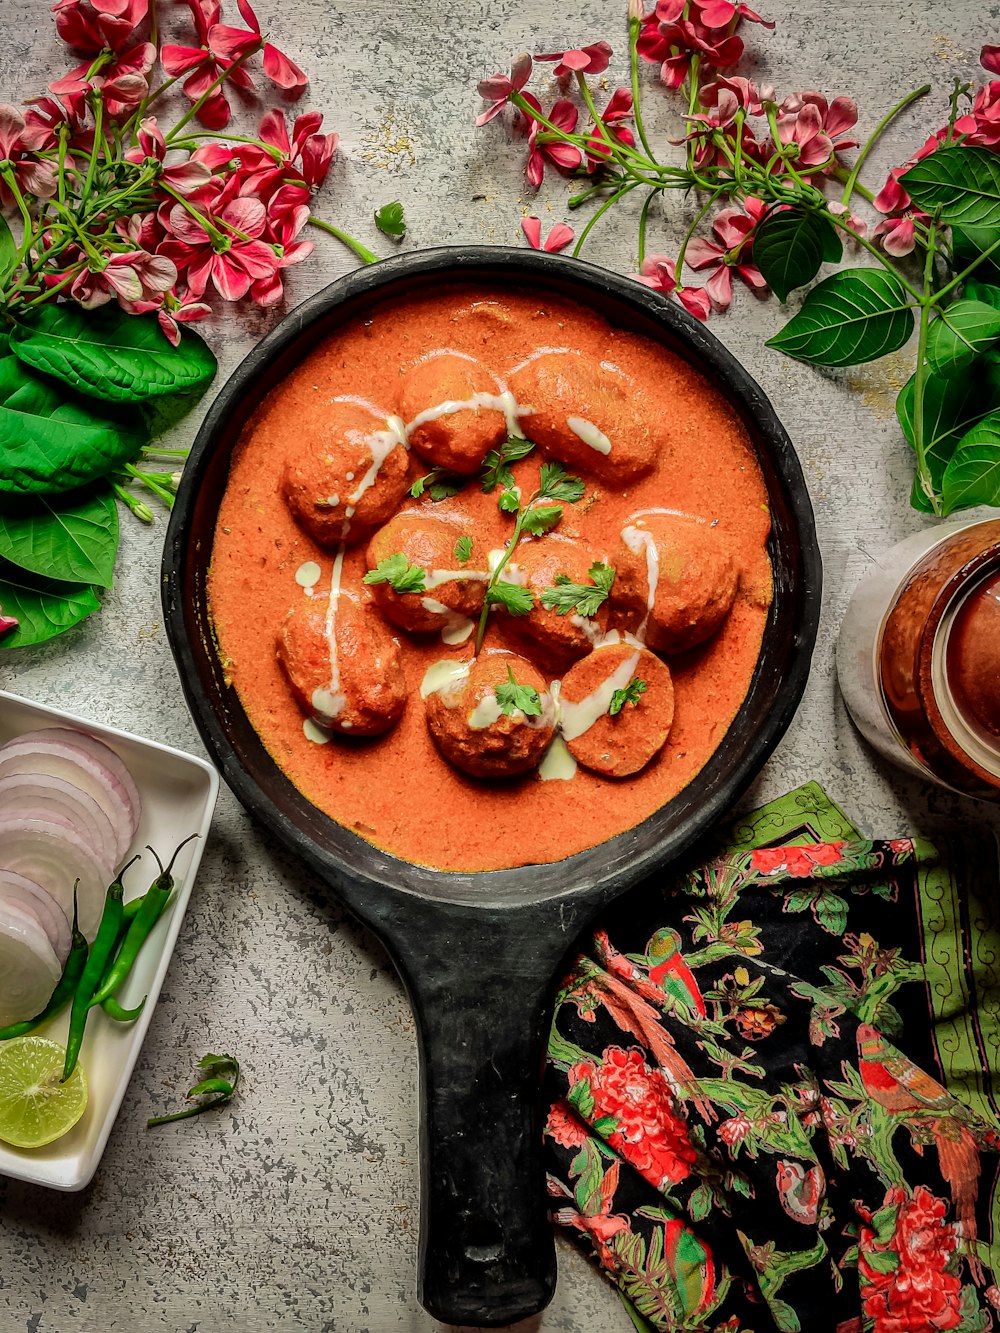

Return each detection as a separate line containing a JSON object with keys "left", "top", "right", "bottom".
{"left": 2, "top": 1, "right": 999, "bottom": 1329}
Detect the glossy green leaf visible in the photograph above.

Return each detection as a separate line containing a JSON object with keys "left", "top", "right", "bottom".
{"left": 0, "top": 485, "right": 119, "bottom": 587}
{"left": 963, "top": 279, "right": 1000, "bottom": 310}
{"left": 374, "top": 201, "right": 406, "bottom": 240}
{"left": 0, "top": 215, "right": 15, "bottom": 283}
{"left": 0, "top": 564, "right": 100, "bottom": 648}
{"left": 11, "top": 305, "right": 217, "bottom": 402}
{"left": 752, "top": 209, "right": 841, "bottom": 302}
{"left": 954, "top": 229, "right": 1000, "bottom": 286}
{"left": 766, "top": 269, "right": 914, "bottom": 367}
{"left": 0, "top": 356, "right": 142, "bottom": 495}
{"left": 896, "top": 364, "right": 1000, "bottom": 512}
{"left": 941, "top": 412, "right": 1000, "bottom": 513}
{"left": 925, "top": 300, "right": 1000, "bottom": 372}
{"left": 901, "top": 146, "right": 1000, "bottom": 227}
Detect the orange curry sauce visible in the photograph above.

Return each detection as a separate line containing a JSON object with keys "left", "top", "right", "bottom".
{"left": 209, "top": 289, "right": 772, "bottom": 871}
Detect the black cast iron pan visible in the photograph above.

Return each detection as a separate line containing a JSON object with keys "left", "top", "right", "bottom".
{"left": 162, "top": 247, "right": 821, "bottom": 1327}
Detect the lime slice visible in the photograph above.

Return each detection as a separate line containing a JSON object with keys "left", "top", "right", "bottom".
{"left": 0, "top": 1036, "right": 87, "bottom": 1148}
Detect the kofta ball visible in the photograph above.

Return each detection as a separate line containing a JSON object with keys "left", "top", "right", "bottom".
{"left": 612, "top": 513, "right": 738, "bottom": 653}
{"left": 424, "top": 650, "right": 555, "bottom": 779}
{"left": 507, "top": 351, "right": 655, "bottom": 482}
{"left": 500, "top": 535, "right": 613, "bottom": 674}
{"left": 282, "top": 398, "right": 410, "bottom": 547}
{"left": 278, "top": 589, "right": 406, "bottom": 737}
{"left": 398, "top": 352, "right": 513, "bottom": 475}
{"left": 366, "top": 511, "right": 486, "bottom": 635}
{"left": 560, "top": 641, "right": 674, "bottom": 777}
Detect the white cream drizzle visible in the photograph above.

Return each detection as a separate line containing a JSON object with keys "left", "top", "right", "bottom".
{"left": 539, "top": 734, "right": 577, "bottom": 781}
{"left": 468, "top": 694, "right": 506, "bottom": 730}
{"left": 406, "top": 389, "right": 525, "bottom": 440}
{"left": 560, "top": 650, "right": 642, "bottom": 742}
{"left": 571, "top": 613, "right": 605, "bottom": 645}
{"left": 420, "top": 658, "right": 471, "bottom": 700}
{"left": 295, "top": 561, "right": 321, "bottom": 590}
{"left": 313, "top": 546, "right": 348, "bottom": 721}
{"left": 423, "top": 567, "right": 490, "bottom": 590}
{"left": 348, "top": 418, "right": 407, "bottom": 507}
{"left": 622, "top": 524, "right": 659, "bottom": 644}
{"left": 441, "top": 615, "right": 475, "bottom": 645}
{"left": 567, "top": 416, "right": 612, "bottom": 456}
{"left": 303, "top": 718, "right": 331, "bottom": 745}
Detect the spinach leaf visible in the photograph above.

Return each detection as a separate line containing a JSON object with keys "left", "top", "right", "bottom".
{"left": 0, "top": 485, "right": 119, "bottom": 588}
{"left": 11, "top": 305, "right": 217, "bottom": 403}
{"left": 766, "top": 269, "right": 914, "bottom": 366}
{"left": 0, "top": 356, "right": 142, "bottom": 495}
{"left": 901, "top": 146, "right": 1000, "bottom": 228}
{"left": 0, "top": 564, "right": 101, "bottom": 648}
{"left": 0, "top": 215, "right": 15, "bottom": 283}
{"left": 752, "top": 208, "right": 841, "bottom": 303}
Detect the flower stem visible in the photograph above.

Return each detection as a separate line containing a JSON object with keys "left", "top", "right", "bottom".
{"left": 911, "top": 220, "right": 941, "bottom": 515}
{"left": 628, "top": 16, "right": 658, "bottom": 164}
{"left": 166, "top": 50, "right": 257, "bottom": 142}
{"left": 675, "top": 188, "right": 725, "bottom": 278}
{"left": 572, "top": 181, "right": 641, "bottom": 257}
{"left": 82, "top": 94, "right": 105, "bottom": 201}
{"left": 123, "top": 464, "right": 174, "bottom": 508}
{"left": 930, "top": 232, "right": 1000, "bottom": 305}
{"left": 307, "top": 216, "right": 379, "bottom": 265}
{"left": 840, "top": 84, "right": 931, "bottom": 208}
{"left": 113, "top": 482, "right": 154, "bottom": 523}
{"left": 637, "top": 188, "right": 659, "bottom": 267}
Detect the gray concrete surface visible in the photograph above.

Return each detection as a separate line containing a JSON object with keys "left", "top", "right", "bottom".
{"left": 1, "top": 1, "right": 999, "bottom": 1329}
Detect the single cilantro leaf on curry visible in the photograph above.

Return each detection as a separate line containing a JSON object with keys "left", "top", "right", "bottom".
{"left": 481, "top": 436, "right": 534, "bottom": 493}
{"left": 486, "top": 580, "right": 534, "bottom": 615}
{"left": 609, "top": 676, "right": 648, "bottom": 715}
{"left": 495, "top": 665, "right": 543, "bottom": 717}
{"left": 454, "top": 536, "right": 473, "bottom": 562}
{"left": 541, "top": 562, "right": 616, "bottom": 617}
{"left": 363, "top": 552, "right": 426, "bottom": 593}
{"left": 411, "top": 468, "right": 465, "bottom": 501}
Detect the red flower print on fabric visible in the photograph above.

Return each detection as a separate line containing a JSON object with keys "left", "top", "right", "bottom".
{"left": 859, "top": 1186, "right": 962, "bottom": 1332}
{"left": 750, "top": 842, "right": 848, "bottom": 878}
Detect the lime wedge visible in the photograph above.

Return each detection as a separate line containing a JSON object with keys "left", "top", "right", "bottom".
{"left": 0, "top": 1036, "right": 87, "bottom": 1148}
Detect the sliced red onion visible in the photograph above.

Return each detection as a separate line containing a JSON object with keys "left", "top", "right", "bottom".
{"left": 0, "top": 734, "right": 135, "bottom": 859}
{"left": 0, "top": 817, "right": 109, "bottom": 942}
{"left": 0, "top": 870, "right": 71, "bottom": 965}
{"left": 0, "top": 772, "right": 119, "bottom": 871}
{"left": 0, "top": 900, "right": 62, "bottom": 1027}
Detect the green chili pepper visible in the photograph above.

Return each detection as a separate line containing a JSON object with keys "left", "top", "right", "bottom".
{"left": 122, "top": 891, "right": 148, "bottom": 924}
{"left": 90, "top": 834, "right": 198, "bottom": 1011}
{"left": 0, "top": 891, "right": 89, "bottom": 1042}
{"left": 62, "top": 855, "right": 140, "bottom": 1082}
{"left": 101, "top": 996, "right": 146, "bottom": 1022}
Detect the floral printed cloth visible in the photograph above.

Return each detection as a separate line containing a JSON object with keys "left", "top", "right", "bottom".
{"left": 544, "top": 784, "right": 1000, "bottom": 1332}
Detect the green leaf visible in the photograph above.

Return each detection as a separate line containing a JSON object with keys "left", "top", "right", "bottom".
{"left": 539, "top": 562, "right": 615, "bottom": 617}
{"left": 362, "top": 552, "right": 426, "bottom": 593}
{"left": 0, "top": 214, "right": 15, "bottom": 283}
{"left": 497, "top": 489, "right": 520, "bottom": 513}
{"left": 0, "top": 485, "right": 119, "bottom": 587}
{"left": 609, "top": 676, "right": 647, "bottom": 716}
{"left": 11, "top": 305, "right": 217, "bottom": 403}
{"left": 954, "top": 229, "right": 1000, "bottom": 286}
{"left": 0, "top": 564, "right": 101, "bottom": 648}
{"left": 964, "top": 280, "right": 1000, "bottom": 311}
{"left": 897, "top": 363, "right": 1000, "bottom": 512}
{"left": 374, "top": 201, "right": 406, "bottom": 240}
{"left": 0, "top": 356, "right": 143, "bottom": 495}
{"left": 752, "top": 208, "right": 841, "bottom": 302}
{"left": 901, "top": 146, "right": 1000, "bottom": 227}
{"left": 766, "top": 269, "right": 914, "bottom": 367}
{"left": 925, "top": 300, "right": 1000, "bottom": 372}
{"left": 538, "top": 460, "right": 586, "bottom": 503}
{"left": 941, "top": 412, "right": 1000, "bottom": 513}
{"left": 494, "top": 665, "right": 542, "bottom": 716}
{"left": 454, "top": 536, "right": 472, "bottom": 562}
{"left": 487, "top": 580, "right": 534, "bottom": 615}
{"left": 521, "top": 504, "right": 563, "bottom": 535}
{"left": 482, "top": 436, "right": 534, "bottom": 493}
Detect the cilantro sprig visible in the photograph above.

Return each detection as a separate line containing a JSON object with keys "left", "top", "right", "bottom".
{"left": 363, "top": 552, "right": 426, "bottom": 593}
{"left": 455, "top": 536, "right": 473, "bottom": 562}
{"left": 609, "top": 676, "right": 648, "bottom": 716}
{"left": 474, "top": 455, "right": 587, "bottom": 651}
{"left": 494, "top": 665, "right": 542, "bottom": 717}
{"left": 411, "top": 468, "right": 465, "bottom": 501}
{"left": 482, "top": 436, "right": 535, "bottom": 493}
{"left": 147, "top": 1053, "right": 240, "bottom": 1128}
{"left": 540, "top": 562, "right": 616, "bottom": 617}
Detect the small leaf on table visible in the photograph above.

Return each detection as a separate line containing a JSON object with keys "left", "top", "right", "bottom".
{"left": 0, "top": 564, "right": 100, "bottom": 648}
{"left": 374, "top": 201, "right": 406, "bottom": 239}
{"left": 0, "top": 485, "right": 119, "bottom": 588}
{"left": 925, "top": 300, "right": 1000, "bottom": 373}
{"left": 11, "top": 305, "right": 217, "bottom": 403}
{"left": 0, "top": 356, "right": 143, "bottom": 495}
{"left": 941, "top": 411, "right": 1000, "bottom": 514}
{"left": 752, "top": 208, "right": 842, "bottom": 303}
{"left": 766, "top": 269, "right": 914, "bottom": 367}
{"left": 901, "top": 145, "right": 1000, "bottom": 227}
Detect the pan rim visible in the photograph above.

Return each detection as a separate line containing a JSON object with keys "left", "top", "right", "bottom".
{"left": 162, "top": 246, "right": 821, "bottom": 914}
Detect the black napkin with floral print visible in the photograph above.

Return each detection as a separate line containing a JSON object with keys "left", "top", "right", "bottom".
{"left": 544, "top": 785, "right": 1000, "bottom": 1333}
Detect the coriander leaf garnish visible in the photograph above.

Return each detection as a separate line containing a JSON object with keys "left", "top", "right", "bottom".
{"left": 482, "top": 435, "right": 535, "bottom": 493}
{"left": 521, "top": 504, "right": 564, "bottom": 535}
{"left": 363, "top": 552, "right": 426, "bottom": 593}
{"left": 538, "top": 460, "right": 586, "bottom": 504}
{"left": 494, "top": 665, "right": 543, "bottom": 717}
{"left": 410, "top": 468, "right": 465, "bottom": 501}
{"left": 454, "top": 536, "right": 473, "bottom": 562}
{"left": 609, "top": 676, "right": 648, "bottom": 716}
{"left": 147, "top": 1052, "right": 240, "bottom": 1128}
{"left": 374, "top": 201, "right": 406, "bottom": 239}
{"left": 486, "top": 580, "right": 535, "bottom": 616}
{"left": 540, "top": 561, "right": 616, "bottom": 617}
{"left": 498, "top": 489, "right": 520, "bottom": 512}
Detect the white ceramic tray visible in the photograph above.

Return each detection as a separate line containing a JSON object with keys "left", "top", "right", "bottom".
{"left": 0, "top": 690, "right": 219, "bottom": 1190}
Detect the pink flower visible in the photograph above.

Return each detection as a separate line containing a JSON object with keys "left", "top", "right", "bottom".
{"left": 70, "top": 248, "right": 177, "bottom": 309}
{"left": 234, "top": 0, "right": 307, "bottom": 94}
{"left": 545, "top": 1101, "right": 590, "bottom": 1149}
{"left": 775, "top": 95, "right": 857, "bottom": 174}
{"left": 872, "top": 212, "right": 927, "bottom": 258}
{"left": 983, "top": 45, "right": 1000, "bottom": 76}
{"left": 633, "top": 254, "right": 711, "bottom": 321}
{"left": 476, "top": 53, "right": 532, "bottom": 126}
{"left": 162, "top": 0, "right": 261, "bottom": 130}
{"left": 691, "top": 0, "right": 773, "bottom": 27}
{"left": 700, "top": 74, "right": 775, "bottom": 117}
{"left": 158, "top": 189, "right": 280, "bottom": 301}
{"left": 0, "top": 104, "right": 57, "bottom": 206}
{"left": 585, "top": 88, "right": 636, "bottom": 166}
{"left": 535, "top": 41, "right": 613, "bottom": 78}
{"left": 20, "top": 94, "right": 89, "bottom": 153}
{"left": 684, "top": 202, "right": 767, "bottom": 311}
{"left": 827, "top": 200, "right": 868, "bottom": 240}
{"left": 718, "top": 1113, "right": 751, "bottom": 1145}
{"left": 519, "top": 95, "right": 582, "bottom": 187}
{"left": 521, "top": 215, "right": 575, "bottom": 253}
{"left": 0, "top": 609, "right": 18, "bottom": 636}
{"left": 124, "top": 116, "right": 213, "bottom": 194}
{"left": 656, "top": 21, "right": 744, "bottom": 91}
{"left": 954, "top": 82, "right": 1000, "bottom": 148}
{"left": 52, "top": 0, "right": 148, "bottom": 54}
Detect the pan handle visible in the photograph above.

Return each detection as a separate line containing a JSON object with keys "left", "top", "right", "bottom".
{"left": 379, "top": 898, "right": 578, "bottom": 1327}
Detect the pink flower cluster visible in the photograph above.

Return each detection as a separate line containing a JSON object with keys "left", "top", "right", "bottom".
{"left": 874, "top": 46, "right": 1000, "bottom": 256}
{"left": 637, "top": 0, "right": 773, "bottom": 92}
{"left": 0, "top": 0, "right": 338, "bottom": 340}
